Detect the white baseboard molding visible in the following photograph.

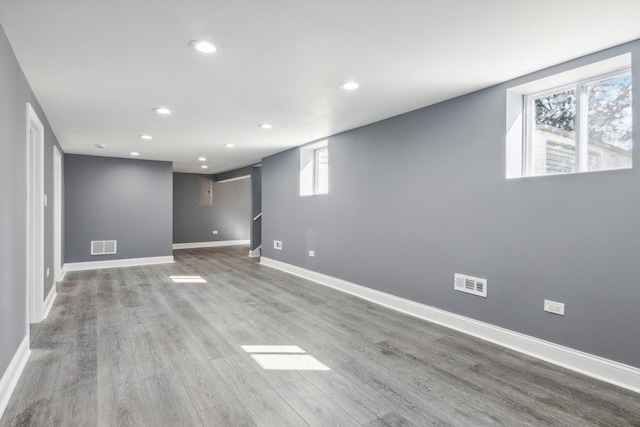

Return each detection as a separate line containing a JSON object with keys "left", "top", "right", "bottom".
{"left": 58, "top": 264, "right": 67, "bottom": 282}
{"left": 173, "top": 240, "right": 250, "bottom": 250}
{"left": 248, "top": 245, "right": 262, "bottom": 258}
{"left": 64, "top": 255, "right": 174, "bottom": 272}
{"left": 0, "top": 336, "right": 31, "bottom": 420}
{"left": 42, "top": 283, "right": 57, "bottom": 319}
{"left": 260, "top": 257, "right": 640, "bottom": 394}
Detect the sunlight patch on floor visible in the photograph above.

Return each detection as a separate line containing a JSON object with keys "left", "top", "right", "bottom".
{"left": 241, "top": 345, "right": 305, "bottom": 354}
{"left": 170, "top": 275, "right": 206, "bottom": 283}
{"left": 242, "top": 345, "right": 330, "bottom": 371}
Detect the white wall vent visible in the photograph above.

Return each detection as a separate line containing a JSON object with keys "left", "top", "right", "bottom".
{"left": 454, "top": 273, "right": 487, "bottom": 298}
{"left": 91, "top": 240, "right": 117, "bottom": 255}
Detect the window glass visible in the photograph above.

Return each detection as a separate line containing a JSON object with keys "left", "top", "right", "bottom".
{"left": 533, "top": 89, "right": 576, "bottom": 175}
{"left": 586, "top": 74, "right": 632, "bottom": 171}
{"left": 315, "top": 147, "right": 329, "bottom": 194}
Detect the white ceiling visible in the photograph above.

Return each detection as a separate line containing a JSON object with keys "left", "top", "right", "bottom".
{"left": 1, "top": 1, "right": 639, "bottom": 174}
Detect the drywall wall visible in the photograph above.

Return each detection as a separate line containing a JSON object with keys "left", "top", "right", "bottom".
{"left": 262, "top": 39, "right": 640, "bottom": 368}
{"left": 250, "top": 166, "right": 262, "bottom": 252}
{"left": 0, "top": 23, "right": 63, "bottom": 382}
{"left": 64, "top": 155, "right": 172, "bottom": 262}
{"left": 173, "top": 172, "right": 251, "bottom": 243}
{"left": 214, "top": 166, "right": 252, "bottom": 182}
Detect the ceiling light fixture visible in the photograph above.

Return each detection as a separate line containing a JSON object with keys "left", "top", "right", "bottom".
{"left": 190, "top": 40, "right": 217, "bottom": 54}
{"left": 224, "top": 143, "right": 235, "bottom": 148}
{"left": 198, "top": 157, "right": 207, "bottom": 161}
{"left": 140, "top": 134, "right": 152, "bottom": 140}
{"left": 259, "top": 123, "right": 273, "bottom": 129}
{"left": 340, "top": 81, "right": 359, "bottom": 91}
{"left": 130, "top": 151, "right": 140, "bottom": 156}
{"left": 95, "top": 144, "right": 106, "bottom": 149}
{"left": 201, "top": 165, "right": 208, "bottom": 169}
{"left": 154, "top": 107, "right": 171, "bottom": 115}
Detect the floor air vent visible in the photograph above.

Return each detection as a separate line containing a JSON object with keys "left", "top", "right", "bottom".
{"left": 91, "top": 240, "right": 117, "bottom": 255}
{"left": 454, "top": 273, "right": 487, "bottom": 297}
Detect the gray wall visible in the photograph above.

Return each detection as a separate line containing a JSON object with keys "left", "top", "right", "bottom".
{"left": 262, "top": 39, "right": 640, "bottom": 368}
{"left": 64, "top": 155, "right": 173, "bottom": 262}
{"left": 250, "top": 166, "right": 262, "bottom": 251}
{"left": 214, "top": 166, "right": 252, "bottom": 182}
{"left": 0, "top": 24, "right": 63, "bottom": 381}
{"left": 173, "top": 173, "right": 251, "bottom": 243}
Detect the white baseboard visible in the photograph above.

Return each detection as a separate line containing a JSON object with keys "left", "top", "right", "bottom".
{"left": 42, "top": 283, "right": 57, "bottom": 319}
{"left": 58, "top": 264, "right": 67, "bottom": 281}
{"left": 173, "top": 240, "right": 250, "bottom": 250}
{"left": 260, "top": 257, "right": 640, "bottom": 394}
{"left": 0, "top": 336, "right": 31, "bottom": 420}
{"left": 248, "top": 245, "right": 262, "bottom": 258}
{"left": 64, "top": 255, "right": 174, "bottom": 272}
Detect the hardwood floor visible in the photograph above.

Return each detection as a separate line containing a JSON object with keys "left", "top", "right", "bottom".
{"left": 2, "top": 246, "right": 639, "bottom": 426}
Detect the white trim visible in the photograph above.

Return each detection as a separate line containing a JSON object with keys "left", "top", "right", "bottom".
{"left": 59, "top": 264, "right": 67, "bottom": 281}
{"left": 248, "top": 245, "right": 262, "bottom": 258}
{"left": 172, "top": 240, "right": 250, "bottom": 250}
{"left": 26, "top": 103, "right": 45, "bottom": 325}
{"left": 300, "top": 140, "right": 328, "bottom": 196}
{"left": 64, "top": 255, "right": 174, "bottom": 272}
{"left": 53, "top": 145, "right": 62, "bottom": 283}
{"left": 216, "top": 174, "right": 250, "bottom": 183}
{"left": 0, "top": 336, "right": 31, "bottom": 420}
{"left": 260, "top": 257, "right": 640, "bottom": 394}
{"left": 42, "top": 283, "right": 57, "bottom": 319}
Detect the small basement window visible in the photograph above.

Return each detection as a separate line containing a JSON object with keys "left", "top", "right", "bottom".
{"left": 507, "top": 54, "right": 632, "bottom": 178}
{"left": 300, "top": 140, "right": 328, "bottom": 196}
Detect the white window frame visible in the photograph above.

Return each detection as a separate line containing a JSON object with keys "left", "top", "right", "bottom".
{"left": 300, "top": 140, "right": 328, "bottom": 196}
{"left": 524, "top": 69, "right": 631, "bottom": 176}
{"left": 506, "top": 53, "right": 632, "bottom": 179}
{"left": 313, "top": 146, "right": 328, "bottom": 195}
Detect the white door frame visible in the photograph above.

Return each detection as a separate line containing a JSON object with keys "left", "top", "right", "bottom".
{"left": 53, "top": 145, "right": 62, "bottom": 282}
{"left": 26, "top": 103, "right": 45, "bottom": 326}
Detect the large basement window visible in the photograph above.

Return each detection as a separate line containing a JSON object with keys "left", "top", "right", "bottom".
{"left": 506, "top": 54, "right": 632, "bottom": 178}
{"left": 300, "top": 140, "right": 328, "bottom": 196}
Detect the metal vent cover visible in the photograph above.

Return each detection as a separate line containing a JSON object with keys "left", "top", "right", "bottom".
{"left": 91, "top": 240, "right": 117, "bottom": 255}
{"left": 454, "top": 273, "right": 487, "bottom": 298}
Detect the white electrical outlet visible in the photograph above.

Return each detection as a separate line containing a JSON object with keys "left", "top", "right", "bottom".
{"left": 212, "top": 230, "right": 218, "bottom": 235}
{"left": 308, "top": 250, "right": 315, "bottom": 257}
{"left": 46, "top": 268, "right": 50, "bottom": 277}
{"left": 274, "top": 240, "right": 283, "bottom": 250}
{"left": 44, "top": 194, "right": 48, "bottom": 207}
{"left": 544, "top": 299, "right": 565, "bottom": 316}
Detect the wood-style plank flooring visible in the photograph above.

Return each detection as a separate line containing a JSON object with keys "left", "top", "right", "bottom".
{"left": 2, "top": 246, "right": 639, "bottom": 426}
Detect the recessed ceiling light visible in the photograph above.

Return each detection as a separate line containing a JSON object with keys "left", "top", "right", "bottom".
{"left": 154, "top": 107, "right": 171, "bottom": 115}
{"left": 224, "top": 143, "right": 235, "bottom": 148}
{"left": 190, "top": 40, "right": 217, "bottom": 54}
{"left": 198, "top": 157, "right": 207, "bottom": 161}
{"left": 340, "top": 81, "right": 359, "bottom": 91}
{"left": 259, "top": 123, "right": 273, "bottom": 129}
{"left": 140, "top": 134, "right": 152, "bottom": 140}
{"left": 201, "top": 165, "right": 208, "bottom": 169}
{"left": 130, "top": 151, "right": 140, "bottom": 156}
